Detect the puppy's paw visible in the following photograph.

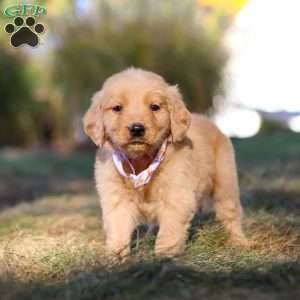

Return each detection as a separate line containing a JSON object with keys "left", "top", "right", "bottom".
{"left": 106, "top": 251, "right": 130, "bottom": 264}
{"left": 105, "top": 245, "right": 131, "bottom": 264}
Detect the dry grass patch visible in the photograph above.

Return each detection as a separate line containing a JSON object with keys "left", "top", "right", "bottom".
{"left": 0, "top": 192, "right": 299, "bottom": 300}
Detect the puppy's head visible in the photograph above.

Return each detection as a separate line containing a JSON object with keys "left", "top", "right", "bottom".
{"left": 83, "top": 68, "right": 191, "bottom": 158}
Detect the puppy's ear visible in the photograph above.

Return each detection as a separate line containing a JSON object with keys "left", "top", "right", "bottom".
{"left": 83, "top": 91, "right": 105, "bottom": 147}
{"left": 167, "top": 85, "right": 191, "bottom": 143}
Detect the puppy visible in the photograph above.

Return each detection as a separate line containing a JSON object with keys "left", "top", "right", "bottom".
{"left": 83, "top": 68, "right": 247, "bottom": 259}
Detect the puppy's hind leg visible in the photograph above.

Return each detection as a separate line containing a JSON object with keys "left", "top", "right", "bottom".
{"left": 213, "top": 135, "right": 248, "bottom": 245}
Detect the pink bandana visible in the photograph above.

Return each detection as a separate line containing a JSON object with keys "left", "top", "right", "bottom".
{"left": 112, "top": 140, "right": 168, "bottom": 189}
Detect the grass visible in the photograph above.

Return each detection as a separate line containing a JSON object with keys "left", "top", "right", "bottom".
{"left": 0, "top": 132, "right": 300, "bottom": 299}
{"left": 0, "top": 149, "right": 94, "bottom": 208}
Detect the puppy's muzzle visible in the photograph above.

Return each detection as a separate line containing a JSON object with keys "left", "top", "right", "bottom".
{"left": 129, "top": 123, "right": 145, "bottom": 137}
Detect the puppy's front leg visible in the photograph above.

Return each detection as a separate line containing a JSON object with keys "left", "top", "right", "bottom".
{"left": 155, "top": 191, "right": 196, "bottom": 257}
{"left": 102, "top": 197, "right": 139, "bottom": 260}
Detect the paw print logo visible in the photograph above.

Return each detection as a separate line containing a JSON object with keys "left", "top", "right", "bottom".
{"left": 5, "top": 16, "right": 45, "bottom": 48}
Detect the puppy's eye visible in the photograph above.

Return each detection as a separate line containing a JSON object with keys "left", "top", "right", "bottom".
{"left": 112, "top": 105, "right": 123, "bottom": 112}
{"left": 150, "top": 104, "right": 160, "bottom": 111}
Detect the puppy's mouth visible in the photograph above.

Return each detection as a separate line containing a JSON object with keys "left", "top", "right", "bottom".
{"left": 126, "top": 138, "right": 149, "bottom": 146}
{"left": 128, "top": 141, "right": 146, "bottom": 145}
{"left": 124, "top": 140, "right": 150, "bottom": 157}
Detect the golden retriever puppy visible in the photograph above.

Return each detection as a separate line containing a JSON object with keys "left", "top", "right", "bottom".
{"left": 83, "top": 68, "right": 247, "bottom": 259}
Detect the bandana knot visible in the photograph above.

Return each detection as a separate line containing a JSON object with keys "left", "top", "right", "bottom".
{"left": 112, "top": 140, "right": 168, "bottom": 189}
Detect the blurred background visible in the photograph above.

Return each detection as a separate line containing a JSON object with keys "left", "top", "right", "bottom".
{"left": 0, "top": 2, "right": 300, "bottom": 298}
{"left": 0, "top": 0, "right": 299, "bottom": 207}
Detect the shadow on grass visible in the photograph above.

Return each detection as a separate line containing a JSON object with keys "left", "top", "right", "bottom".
{"left": 1, "top": 259, "right": 300, "bottom": 300}
{"left": 0, "top": 150, "right": 95, "bottom": 209}
{"left": 241, "top": 189, "right": 300, "bottom": 214}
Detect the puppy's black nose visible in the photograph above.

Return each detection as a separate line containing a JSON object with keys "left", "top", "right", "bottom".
{"left": 129, "top": 123, "right": 145, "bottom": 137}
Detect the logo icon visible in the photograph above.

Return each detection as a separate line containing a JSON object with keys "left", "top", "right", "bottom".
{"left": 3, "top": 3, "right": 46, "bottom": 17}
{"left": 3, "top": 3, "right": 46, "bottom": 48}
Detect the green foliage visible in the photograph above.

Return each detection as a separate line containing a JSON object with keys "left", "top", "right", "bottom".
{"left": 234, "top": 131, "right": 300, "bottom": 163}
{"left": 259, "top": 119, "right": 289, "bottom": 135}
{"left": 0, "top": 44, "right": 36, "bottom": 145}
{"left": 0, "top": 44, "right": 68, "bottom": 146}
{"left": 53, "top": 0, "right": 226, "bottom": 113}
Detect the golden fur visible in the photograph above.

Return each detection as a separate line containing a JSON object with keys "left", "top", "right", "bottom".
{"left": 83, "top": 68, "right": 247, "bottom": 259}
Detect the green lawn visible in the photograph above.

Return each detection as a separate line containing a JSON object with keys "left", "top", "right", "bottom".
{"left": 0, "top": 132, "right": 299, "bottom": 300}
